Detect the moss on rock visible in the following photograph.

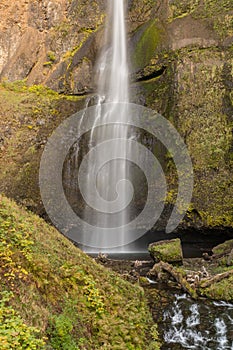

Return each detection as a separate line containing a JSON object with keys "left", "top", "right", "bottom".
{"left": 133, "top": 43, "right": 233, "bottom": 229}
{"left": 213, "top": 239, "right": 233, "bottom": 256}
{"left": 148, "top": 239, "right": 183, "bottom": 264}
{"left": 132, "top": 20, "right": 162, "bottom": 69}
{"left": 0, "top": 0, "right": 233, "bottom": 233}
{"left": 168, "top": 0, "right": 200, "bottom": 20}
{"left": 0, "top": 82, "right": 85, "bottom": 215}
{"left": 199, "top": 276, "right": 233, "bottom": 301}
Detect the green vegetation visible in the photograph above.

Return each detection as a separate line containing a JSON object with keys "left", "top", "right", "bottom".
{"left": 194, "top": 0, "right": 233, "bottom": 17}
{"left": 0, "top": 195, "right": 159, "bottom": 349}
{"left": 43, "top": 51, "right": 56, "bottom": 67}
{"left": 63, "top": 43, "right": 85, "bottom": 60}
{"left": 47, "top": 51, "right": 56, "bottom": 63}
{"left": 212, "top": 239, "right": 233, "bottom": 255}
{"left": 0, "top": 291, "right": 45, "bottom": 349}
{"left": 1, "top": 80, "right": 58, "bottom": 96}
{"left": 133, "top": 20, "right": 161, "bottom": 69}
{"left": 197, "top": 240, "right": 233, "bottom": 300}
{"left": 138, "top": 45, "right": 233, "bottom": 228}
{"left": 173, "top": 47, "right": 233, "bottom": 227}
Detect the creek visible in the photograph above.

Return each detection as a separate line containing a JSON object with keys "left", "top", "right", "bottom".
{"left": 154, "top": 289, "right": 233, "bottom": 349}
{"left": 98, "top": 252, "right": 233, "bottom": 350}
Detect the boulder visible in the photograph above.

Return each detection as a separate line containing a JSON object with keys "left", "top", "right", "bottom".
{"left": 212, "top": 239, "right": 233, "bottom": 256}
{"left": 148, "top": 238, "right": 183, "bottom": 264}
{"left": 212, "top": 239, "right": 233, "bottom": 266}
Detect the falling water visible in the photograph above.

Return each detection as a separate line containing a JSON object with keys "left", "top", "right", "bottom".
{"left": 97, "top": 0, "right": 129, "bottom": 103}
{"left": 81, "top": 0, "right": 132, "bottom": 251}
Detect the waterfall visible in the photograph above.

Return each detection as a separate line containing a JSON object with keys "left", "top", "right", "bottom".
{"left": 81, "top": 0, "right": 132, "bottom": 251}
{"left": 97, "top": 0, "right": 129, "bottom": 103}
{"left": 40, "top": 0, "right": 193, "bottom": 251}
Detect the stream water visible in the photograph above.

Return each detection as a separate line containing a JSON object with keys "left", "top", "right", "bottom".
{"left": 95, "top": 255, "right": 233, "bottom": 349}
{"left": 155, "top": 291, "right": 233, "bottom": 350}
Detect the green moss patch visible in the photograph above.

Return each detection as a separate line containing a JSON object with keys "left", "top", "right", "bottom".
{"left": 133, "top": 20, "right": 161, "bottom": 69}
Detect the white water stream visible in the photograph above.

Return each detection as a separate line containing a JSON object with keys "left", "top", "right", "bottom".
{"left": 162, "top": 294, "right": 233, "bottom": 349}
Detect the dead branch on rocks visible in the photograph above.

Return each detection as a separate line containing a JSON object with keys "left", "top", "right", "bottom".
{"left": 199, "top": 269, "right": 233, "bottom": 288}
{"left": 149, "top": 261, "right": 198, "bottom": 299}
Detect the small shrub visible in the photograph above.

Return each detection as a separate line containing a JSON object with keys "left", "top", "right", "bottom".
{"left": 83, "top": 275, "right": 105, "bottom": 315}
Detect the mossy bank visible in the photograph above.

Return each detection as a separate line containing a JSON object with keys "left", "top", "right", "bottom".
{"left": 0, "top": 194, "right": 160, "bottom": 349}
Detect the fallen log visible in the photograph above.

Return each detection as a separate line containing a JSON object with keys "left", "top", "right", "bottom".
{"left": 149, "top": 261, "right": 198, "bottom": 299}
{"left": 199, "top": 269, "right": 233, "bottom": 288}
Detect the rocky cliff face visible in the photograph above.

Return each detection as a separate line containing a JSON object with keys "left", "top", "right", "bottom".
{"left": 0, "top": 0, "right": 106, "bottom": 94}
{"left": 129, "top": 0, "right": 233, "bottom": 230}
{"left": 0, "top": 0, "right": 232, "bottom": 232}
